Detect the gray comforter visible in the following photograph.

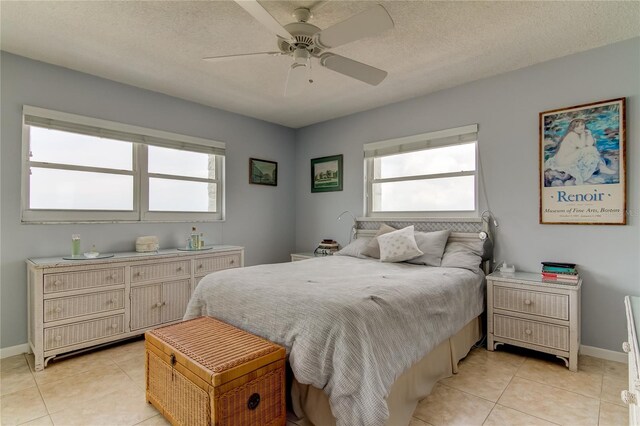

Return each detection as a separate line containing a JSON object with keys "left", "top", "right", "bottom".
{"left": 184, "top": 256, "right": 484, "bottom": 426}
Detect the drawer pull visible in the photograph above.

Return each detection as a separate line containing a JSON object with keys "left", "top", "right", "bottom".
{"left": 523, "top": 299, "right": 532, "bottom": 305}
{"left": 247, "top": 393, "right": 261, "bottom": 410}
{"left": 621, "top": 390, "right": 637, "bottom": 405}
{"left": 136, "top": 272, "right": 144, "bottom": 277}
{"left": 197, "top": 264, "right": 203, "bottom": 269}
{"left": 107, "top": 298, "right": 117, "bottom": 305}
{"left": 108, "top": 273, "right": 117, "bottom": 280}
{"left": 622, "top": 341, "right": 631, "bottom": 353}
{"left": 55, "top": 335, "right": 62, "bottom": 342}
{"left": 177, "top": 266, "right": 183, "bottom": 272}
{"left": 53, "top": 280, "right": 61, "bottom": 287}
{"left": 54, "top": 307, "right": 62, "bottom": 313}
{"left": 111, "top": 323, "right": 118, "bottom": 330}
{"left": 230, "top": 259, "right": 235, "bottom": 265}
{"left": 525, "top": 329, "right": 532, "bottom": 335}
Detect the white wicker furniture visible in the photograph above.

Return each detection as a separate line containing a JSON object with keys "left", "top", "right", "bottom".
{"left": 624, "top": 296, "right": 640, "bottom": 425}
{"left": 487, "top": 271, "right": 581, "bottom": 371}
{"left": 27, "top": 245, "right": 244, "bottom": 371}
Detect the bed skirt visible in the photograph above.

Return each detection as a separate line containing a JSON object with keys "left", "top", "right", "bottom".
{"left": 290, "top": 315, "right": 482, "bottom": 426}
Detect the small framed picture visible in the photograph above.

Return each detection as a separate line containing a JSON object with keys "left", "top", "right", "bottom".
{"left": 540, "top": 97, "right": 626, "bottom": 225}
{"left": 249, "top": 158, "right": 277, "bottom": 186}
{"left": 311, "top": 154, "right": 343, "bottom": 193}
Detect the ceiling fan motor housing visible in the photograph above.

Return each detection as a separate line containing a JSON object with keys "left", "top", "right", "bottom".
{"left": 279, "top": 22, "right": 322, "bottom": 56}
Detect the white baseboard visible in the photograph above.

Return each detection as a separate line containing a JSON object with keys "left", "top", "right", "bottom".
{"left": 0, "top": 343, "right": 31, "bottom": 359}
{"left": 580, "top": 344, "right": 627, "bottom": 364}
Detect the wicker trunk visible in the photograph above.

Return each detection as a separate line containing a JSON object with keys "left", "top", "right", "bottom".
{"left": 145, "top": 316, "right": 286, "bottom": 426}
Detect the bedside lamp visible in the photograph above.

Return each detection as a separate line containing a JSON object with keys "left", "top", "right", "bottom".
{"left": 336, "top": 210, "right": 357, "bottom": 244}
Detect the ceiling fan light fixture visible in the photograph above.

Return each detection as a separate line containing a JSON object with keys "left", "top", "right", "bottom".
{"left": 293, "top": 48, "right": 310, "bottom": 66}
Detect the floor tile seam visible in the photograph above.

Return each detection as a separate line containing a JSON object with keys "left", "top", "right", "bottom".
{"left": 32, "top": 356, "right": 120, "bottom": 388}
{"left": 45, "top": 380, "right": 141, "bottom": 419}
{"left": 437, "top": 381, "right": 499, "bottom": 404}
{"left": 32, "top": 374, "right": 52, "bottom": 416}
{"left": 510, "top": 373, "right": 603, "bottom": 401}
{"left": 15, "top": 414, "right": 52, "bottom": 426}
{"left": 492, "top": 403, "right": 563, "bottom": 425}
{"left": 410, "top": 416, "right": 434, "bottom": 426}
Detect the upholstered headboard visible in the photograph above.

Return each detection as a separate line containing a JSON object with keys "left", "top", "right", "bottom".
{"left": 354, "top": 217, "right": 494, "bottom": 274}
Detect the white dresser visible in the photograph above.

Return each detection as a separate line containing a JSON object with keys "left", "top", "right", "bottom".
{"left": 487, "top": 271, "right": 581, "bottom": 371}
{"left": 624, "top": 296, "right": 640, "bottom": 425}
{"left": 27, "top": 245, "right": 244, "bottom": 371}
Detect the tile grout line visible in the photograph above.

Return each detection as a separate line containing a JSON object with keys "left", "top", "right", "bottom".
{"left": 488, "top": 356, "right": 562, "bottom": 426}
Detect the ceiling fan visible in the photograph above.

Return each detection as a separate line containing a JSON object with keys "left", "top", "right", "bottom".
{"left": 203, "top": 1, "right": 394, "bottom": 96}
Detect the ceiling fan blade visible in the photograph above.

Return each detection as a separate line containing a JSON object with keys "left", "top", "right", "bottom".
{"left": 284, "top": 64, "right": 309, "bottom": 97}
{"left": 235, "top": 0, "right": 293, "bottom": 41}
{"left": 203, "top": 52, "right": 283, "bottom": 62}
{"left": 320, "top": 53, "right": 387, "bottom": 86}
{"left": 314, "top": 4, "right": 393, "bottom": 49}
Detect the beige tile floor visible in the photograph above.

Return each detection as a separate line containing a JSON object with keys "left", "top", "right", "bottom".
{"left": 0, "top": 339, "right": 629, "bottom": 426}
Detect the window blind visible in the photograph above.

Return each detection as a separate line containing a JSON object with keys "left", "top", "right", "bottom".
{"left": 363, "top": 124, "right": 478, "bottom": 158}
{"left": 23, "top": 106, "right": 225, "bottom": 156}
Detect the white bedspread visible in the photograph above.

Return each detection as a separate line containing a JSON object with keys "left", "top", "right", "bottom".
{"left": 184, "top": 256, "right": 484, "bottom": 426}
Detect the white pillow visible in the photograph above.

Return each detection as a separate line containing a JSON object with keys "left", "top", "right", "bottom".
{"left": 334, "top": 238, "right": 372, "bottom": 259}
{"left": 406, "top": 230, "right": 451, "bottom": 267}
{"left": 377, "top": 226, "right": 423, "bottom": 263}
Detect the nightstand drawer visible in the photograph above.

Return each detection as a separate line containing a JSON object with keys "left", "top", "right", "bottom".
{"left": 494, "top": 286, "right": 569, "bottom": 320}
{"left": 494, "top": 314, "right": 569, "bottom": 351}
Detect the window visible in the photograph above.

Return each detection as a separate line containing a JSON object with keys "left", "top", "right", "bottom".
{"left": 364, "top": 124, "right": 478, "bottom": 216}
{"left": 22, "top": 106, "right": 225, "bottom": 223}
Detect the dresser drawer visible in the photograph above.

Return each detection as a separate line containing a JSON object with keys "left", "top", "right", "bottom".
{"left": 44, "top": 289, "right": 125, "bottom": 323}
{"left": 494, "top": 286, "right": 569, "bottom": 320}
{"left": 131, "top": 260, "right": 190, "bottom": 283}
{"left": 44, "top": 314, "right": 124, "bottom": 351}
{"left": 193, "top": 253, "right": 241, "bottom": 276}
{"left": 43, "top": 268, "right": 124, "bottom": 294}
{"left": 494, "top": 314, "right": 569, "bottom": 351}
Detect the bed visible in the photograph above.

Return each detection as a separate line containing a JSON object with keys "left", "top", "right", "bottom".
{"left": 184, "top": 218, "right": 492, "bottom": 426}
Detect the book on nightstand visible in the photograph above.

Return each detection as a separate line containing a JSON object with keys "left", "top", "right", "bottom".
{"left": 541, "top": 261, "right": 579, "bottom": 285}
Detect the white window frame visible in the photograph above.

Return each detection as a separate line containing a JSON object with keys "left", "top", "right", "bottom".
{"left": 364, "top": 124, "right": 479, "bottom": 218}
{"left": 21, "top": 106, "right": 225, "bottom": 223}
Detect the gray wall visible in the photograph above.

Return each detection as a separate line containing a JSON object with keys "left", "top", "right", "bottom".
{"left": 295, "top": 37, "right": 640, "bottom": 352}
{"left": 0, "top": 52, "right": 296, "bottom": 349}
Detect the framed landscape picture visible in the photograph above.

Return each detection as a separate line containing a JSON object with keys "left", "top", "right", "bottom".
{"left": 311, "top": 154, "right": 343, "bottom": 193}
{"left": 249, "top": 158, "right": 277, "bottom": 186}
{"left": 540, "top": 97, "right": 626, "bottom": 225}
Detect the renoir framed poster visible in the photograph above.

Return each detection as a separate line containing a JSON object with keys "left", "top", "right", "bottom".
{"left": 540, "top": 98, "right": 626, "bottom": 225}
{"left": 311, "top": 154, "right": 343, "bottom": 193}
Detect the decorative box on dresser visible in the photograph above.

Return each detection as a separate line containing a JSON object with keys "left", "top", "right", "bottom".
{"left": 27, "top": 245, "right": 244, "bottom": 371}
{"left": 624, "top": 296, "right": 640, "bottom": 425}
{"left": 487, "top": 271, "right": 581, "bottom": 371}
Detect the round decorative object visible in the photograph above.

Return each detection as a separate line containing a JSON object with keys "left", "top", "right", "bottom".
{"left": 247, "top": 393, "right": 261, "bottom": 410}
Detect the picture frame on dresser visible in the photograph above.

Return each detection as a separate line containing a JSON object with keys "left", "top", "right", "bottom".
{"left": 540, "top": 97, "right": 626, "bottom": 225}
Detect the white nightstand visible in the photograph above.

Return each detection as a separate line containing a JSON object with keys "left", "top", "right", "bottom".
{"left": 487, "top": 271, "right": 582, "bottom": 371}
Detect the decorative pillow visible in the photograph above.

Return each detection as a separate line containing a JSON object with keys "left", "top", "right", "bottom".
{"left": 440, "top": 240, "right": 484, "bottom": 272}
{"left": 334, "top": 238, "right": 373, "bottom": 259}
{"left": 377, "top": 226, "right": 424, "bottom": 263}
{"left": 361, "top": 224, "right": 396, "bottom": 259}
{"left": 406, "top": 230, "right": 451, "bottom": 267}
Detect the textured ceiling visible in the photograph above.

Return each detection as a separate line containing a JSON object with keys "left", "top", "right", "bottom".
{"left": 1, "top": 1, "right": 639, "bottom": 128}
